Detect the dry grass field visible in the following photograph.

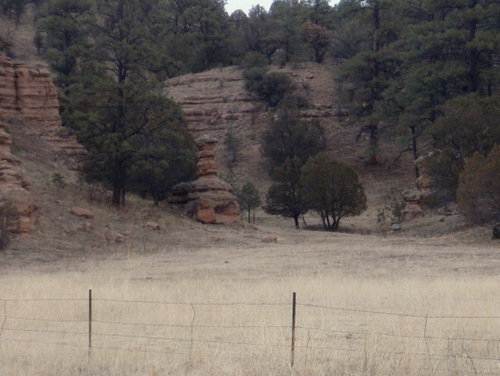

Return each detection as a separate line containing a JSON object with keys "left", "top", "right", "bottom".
{"left": 1, "top": 216, "right": 499, "bottom": 376}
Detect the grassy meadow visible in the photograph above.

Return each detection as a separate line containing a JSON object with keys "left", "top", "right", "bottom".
{"left": 1, "top": 229, "right": 499, "bottom": 376}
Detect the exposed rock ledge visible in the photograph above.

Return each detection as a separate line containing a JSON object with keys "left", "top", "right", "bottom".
{"left": 0, "top": 120, "right": 36, "bottom": 233}
{"left": 0, "top": 54, "right": 82, "bottom": 154}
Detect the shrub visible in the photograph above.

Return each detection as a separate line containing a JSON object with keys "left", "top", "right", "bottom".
{"left": 243, "top": 68, "right": 295, "bottom": 107}
{"left": 0, "top": 200, "right": 20, "bottom": 251}
{"left": 457, "top": 145, "right": 500, "bottom": 225}
{"left": 52, "top": 172, "right": 66, "bottom": 191}
{"left": 240, "top": 51, "right": 269, "bottom": 70}
{"left": 381, "top": 188, "right": 406, "bottom": 224}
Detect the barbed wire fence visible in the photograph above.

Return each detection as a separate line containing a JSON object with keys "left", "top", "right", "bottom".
{"left": 1, "top": 291, "right": 500, "bottom": 375}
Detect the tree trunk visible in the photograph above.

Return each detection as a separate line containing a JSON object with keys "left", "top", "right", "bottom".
{"left": 368, "top": 124, "right": 378, "bottom": 165}
{"left": 112, "top": 185, "right": 122, "bottom": 207}
{"left": 411, "top": 125, "right": 420, "bottom": 179}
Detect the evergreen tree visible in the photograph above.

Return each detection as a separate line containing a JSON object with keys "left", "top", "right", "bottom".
{"left": 260, "top": 95, "right": 325, "bottom": 170}
{"left": 36, "top": 0, "right": 94, "bottom": 91}
{"left": 269, "top": 0, "right": 307, "bottom": 63}
{"left": 338, "top": 0, "right": 400, "bottom": 165}
{"left": 300, "top": 153, "right": 367, "bottom": 231}
{"left": 423, "top": 94, "right": 500, "bottom": 198}
{"left": 264, "top": 157, "right": 307, "bottom": 228}
{"left": 457, "top": 145, "right": 500, "bottom": 225}
{"left": 380, "top": 0, "right": 500, "bottom": 179}
{"left": 237, "top": 182, "right": 261, "bottom": 223}
{"left": 69, "top": 0, "right": 196, "bottom": 207}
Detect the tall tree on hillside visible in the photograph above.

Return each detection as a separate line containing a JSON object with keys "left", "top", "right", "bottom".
{"left": 338, "top": 0, "right": 399, "bottom": 165}
{"left": 71, "top": 0, "right": 196, "bottom": 206}
{"left": 160, "top": 0, "right": 231, "bottom": 72}
{"left": 380, "top": 0, "right": 500, "bottom": 178}
{"left": 304, "top": 0, "right": 334, "bottom": 28}
{"left": 36, "top": 0, "right": 94, "bottom": 91}
{"left": 302, "top": 20, "right": 332, "bottom": 63}
{"left": 269, "top": 0, "right": 308, "bottom": 63}
{"left": 237, "top": 5, "right": 281, "bottom": 61}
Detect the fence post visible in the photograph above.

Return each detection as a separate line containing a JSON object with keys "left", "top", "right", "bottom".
{"left": 291, "top": 292, "right": 296, "bottom": 368}
{"left": 88, "top": 289, "right": 92, "bottom": 359}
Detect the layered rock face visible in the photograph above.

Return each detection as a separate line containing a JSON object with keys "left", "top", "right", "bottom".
{"left": 0, "top": 120, "right": 36, "bottom": 233}
{"left": 0, "top": 53, "right": 83, "bottom": 234}
{"left": 0, "top": 54, "right": 81, "bottom": 153}
{"left": 166, "top": 65, "right": 339, "bottom": 136}
{"left": 168, "top": 135, "right": 240, "bottom": 224}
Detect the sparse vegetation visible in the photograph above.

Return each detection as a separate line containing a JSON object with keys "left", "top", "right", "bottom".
{"left": 457, "top": 145, "right": 500, "bottom": 225}
{"left": 243, "top": 68, "right": 295, "bottom": 107}
{"left": 0, "top": 199, "right": 19, "bottom": 250}
{"left": 236, "top": 182, "right": 261, "bottom": 223}
{"left": 223, "top": 126, "right": 240, "bottom": 164}
{"left": 380, "top": 187, "right": 406, "bottom": 224}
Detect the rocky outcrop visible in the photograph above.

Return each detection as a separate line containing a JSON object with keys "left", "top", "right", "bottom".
{"left": 165, "top": 65, "right": 339, "bottom": 136}
{"left": 165, "top": 64, "right": 344, "bottom": 188}
{"left": 403, "top": 192, "right": 423, "bottom": 221}
{"left": 0, "top": 120, "right": 36, "bottom": 233}
{"left": 168, "top": 135, "right": 240, "bottom": 224}
{"left": 0, "top": 54, "right": 82, "bottom": 154}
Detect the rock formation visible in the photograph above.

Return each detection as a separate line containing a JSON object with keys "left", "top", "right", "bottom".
{"left": 166, "top": 65, "right": 338, "bottom": 136}
{"left": 0, "top": 54, "right": 82, "bottom": 154}
{"left": 165, "top": 64, "right": 356, "bottom": 187}
{"left": 0, "top": 120, "right": 36, "bottom": 233}
{"left": 168, "top": 135, "right": 240, "bottom": 224}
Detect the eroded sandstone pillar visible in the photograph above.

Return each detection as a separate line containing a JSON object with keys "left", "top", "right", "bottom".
{"left": 168, "top": 135, "right": 240, "bottom": 224}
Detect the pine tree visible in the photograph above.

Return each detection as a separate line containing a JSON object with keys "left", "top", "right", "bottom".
{"left": 36, "top": 0, "right": 94, "bottom": 91}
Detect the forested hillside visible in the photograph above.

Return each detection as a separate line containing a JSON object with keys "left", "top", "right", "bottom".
{"left": 1, "top": 0, "right": 499, "bottom": 231}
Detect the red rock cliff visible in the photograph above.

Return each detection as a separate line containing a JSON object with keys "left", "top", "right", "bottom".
{"left": 0, "top": 54, "right": 81, "bottom": 234}
{"left": 0, "top": 54, "right": 81, "bottom": 153}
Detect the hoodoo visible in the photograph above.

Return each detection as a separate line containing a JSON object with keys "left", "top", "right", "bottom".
{"left": 168, "top": 135, "right": 240, "bottom": 224}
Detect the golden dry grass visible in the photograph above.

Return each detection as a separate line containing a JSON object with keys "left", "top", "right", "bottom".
{"left": 1, "top": 231, "right": 499, "bottom": 376}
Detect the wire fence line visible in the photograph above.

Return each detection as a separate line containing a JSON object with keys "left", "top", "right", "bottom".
{"left": 1, "top": 291, "right": 500, "bottom": 374}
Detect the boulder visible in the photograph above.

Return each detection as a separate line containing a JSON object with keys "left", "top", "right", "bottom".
{"left": 403, "top": 192, "right": 423, "bottom": 221}
{"left": 261, "top": 235, "right": 278, "bottom": 243}
{"left": 391, "top": 223, "right": 402, "bottom": 231}
{"left": 104, "top": 230, "right": 125, "bottom": 243}
{"left": 71, "top": 207, "right": 95, "bottom": 219}
{"left": 145, "top": 221, "right": 160, "bottom": 230}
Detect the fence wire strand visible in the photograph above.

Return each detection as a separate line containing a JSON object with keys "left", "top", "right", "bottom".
{"left": 2, "top": 293, "right": 500, "bottom": 372}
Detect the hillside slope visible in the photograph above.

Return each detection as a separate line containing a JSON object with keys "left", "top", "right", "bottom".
{"left": 1, "top": 7, "right": 489, "bottom": 268}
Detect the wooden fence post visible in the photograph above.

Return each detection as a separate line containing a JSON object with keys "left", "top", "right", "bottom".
{"left": 88, "top": 289, "right": 92, "bottom": 359}
{"left": 291, "top": 292, "right": 296, "bottom": 368}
